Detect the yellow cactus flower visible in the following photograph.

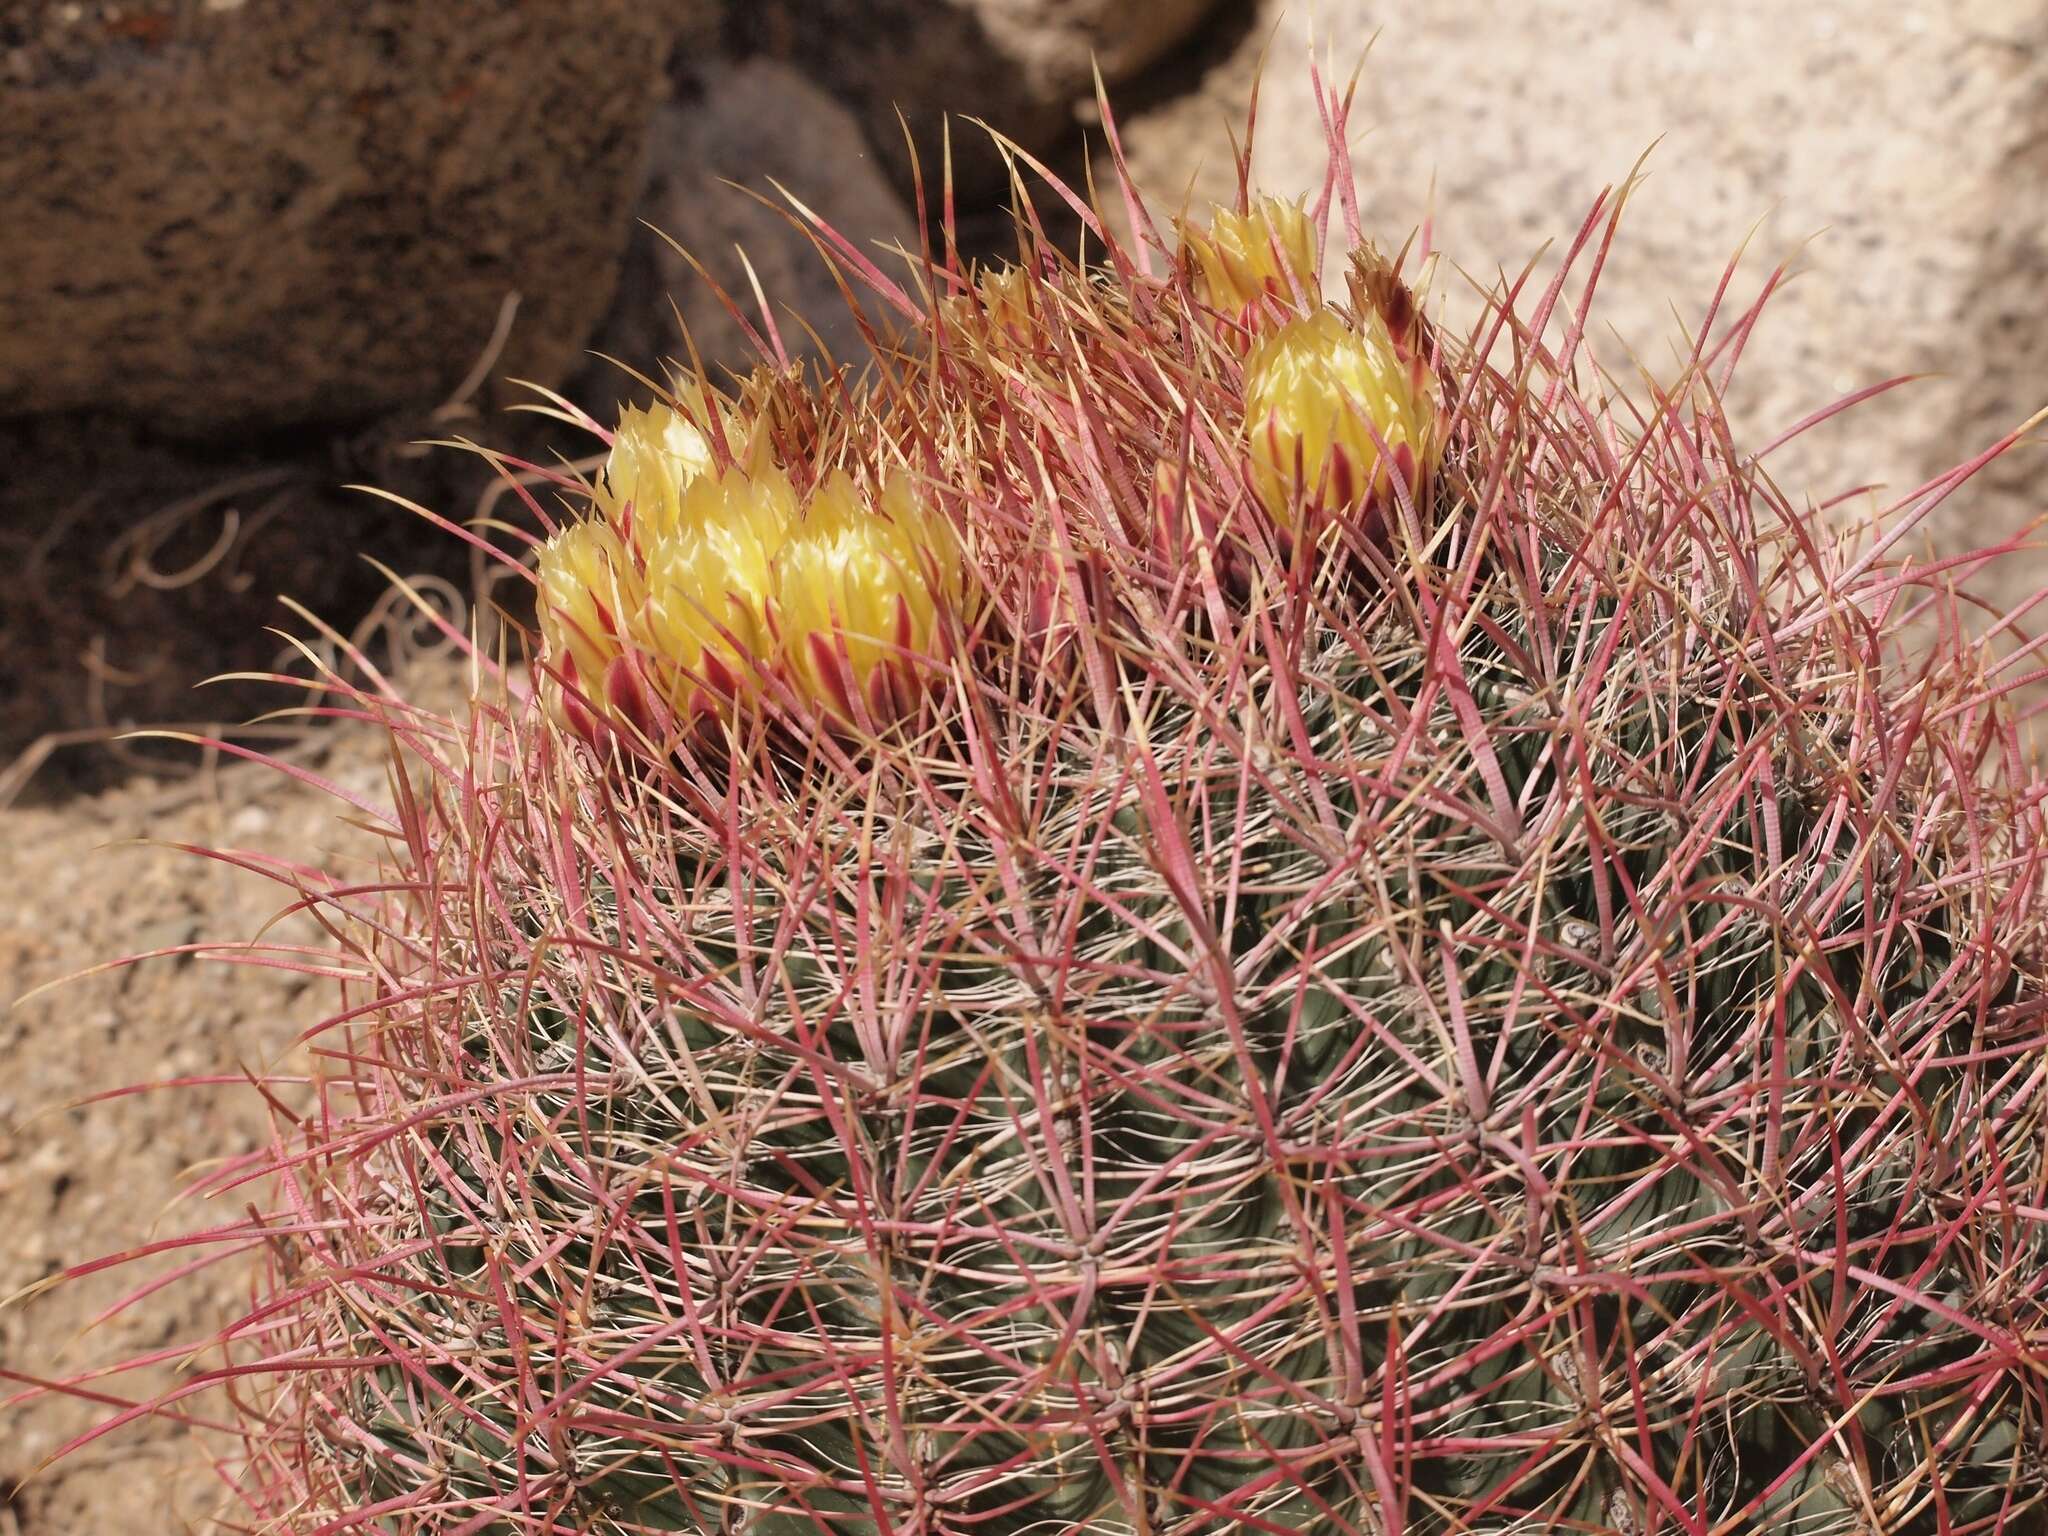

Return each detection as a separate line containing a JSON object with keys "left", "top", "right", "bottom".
{"left": 632, "top": 465, "right": 799, "bottom": 714}
{"left": 1185, "top": 197, "right": 1319, "bottom": 314}
{"left": 595, "top": 400, "right": 715, "bottom": 550}
{"left": 536, "top": 518, "right": 645, "bottom": 706}
{"left": 772, "top": 471, "right": 966, "bottom": 722}
{"left": 1244, "top": 307, "right": 1438, "bottom": 527}
{"left": 598, "top": 391, "right": 771, "bottom": 554}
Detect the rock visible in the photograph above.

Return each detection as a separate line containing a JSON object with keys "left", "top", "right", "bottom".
{"left": 589, "top": 58, "right": 921, "bottom": 392}
{"left": 738, "top": 0, "right": 1234, "bottom": 197}
{"left": 0, "top": 0, "right": 694, "bottom": 435}
{"left": 1945, "top": 32, "right": 2048, "bottom": 615}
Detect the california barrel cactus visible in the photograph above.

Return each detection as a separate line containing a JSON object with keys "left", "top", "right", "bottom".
{"left": 22, "top": 72, "right": 2048, "bottom": 1533}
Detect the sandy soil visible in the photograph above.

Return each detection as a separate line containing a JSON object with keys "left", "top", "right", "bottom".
{"left": 0, "top": 711, "right": 403, "bottom": 1532}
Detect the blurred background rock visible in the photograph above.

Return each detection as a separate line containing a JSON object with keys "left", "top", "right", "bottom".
{"left": 1, "top": 2, "right": 2042, "bottom": 1526}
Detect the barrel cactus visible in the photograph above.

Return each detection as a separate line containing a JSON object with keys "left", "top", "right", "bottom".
{"left": 21, "top": 72, "right": 2048, "bottom": 1534}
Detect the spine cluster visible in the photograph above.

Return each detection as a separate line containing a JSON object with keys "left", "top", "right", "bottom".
{"left": 533, "top": 195, "right": 1440, "bottom": 751}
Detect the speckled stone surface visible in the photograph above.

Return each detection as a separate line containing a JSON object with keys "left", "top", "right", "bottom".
{"left": 0, "top": 0, "right": 685, "bottom": 434}
{"left": 1121, "top": 0, "right": 2048, "bottom": 603}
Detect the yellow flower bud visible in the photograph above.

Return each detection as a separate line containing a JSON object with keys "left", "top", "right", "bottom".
{"left": 1185, "top": 197, "right": 1319, "bottom": 314}
{"left": 938, "top": 264, "right": 1043, "bottom": 353}
{"left": 545, "top": 389, "right": 972, "bottom": 739}
{"left": 976, "top": 265, "right": 1037, "bottom": 336}
{"left": 632, "top": 465, "right": 799, "bottom": 715}
{"left": 598, "top": 391, "right": 772, "bottom": 555}
{"left": 772, "top": 471, "right": 965, "bottom": 722}
{"left": 536, "top": 519, "right": 645, "bottom": 706}
{"left": 596, "top": 400, "right": 715, "bottom": 551}
{"left": 1244, "top": 307, "right": 1438, "bottom": 527}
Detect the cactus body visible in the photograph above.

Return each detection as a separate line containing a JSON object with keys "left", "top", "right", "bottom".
{"left": 29, "top": 74, "right": 2048, "bottom": 1536}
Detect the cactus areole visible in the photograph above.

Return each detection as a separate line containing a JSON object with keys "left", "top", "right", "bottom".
{"left": 24, "top": 71, "right": 2048, "bottom": 1536}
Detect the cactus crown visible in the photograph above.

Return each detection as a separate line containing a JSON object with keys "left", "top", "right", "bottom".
{"left": 22, "top": 65, "right": 2048, "bottom": 1536}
